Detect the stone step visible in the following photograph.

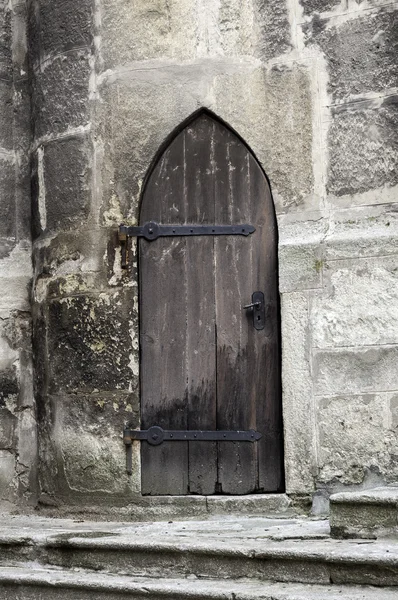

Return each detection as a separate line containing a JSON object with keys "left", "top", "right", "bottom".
{"left": 1, "top": 515, "right": 398, "bottom": 587}
{"left": 0, "top": 566, "right": 398, "bottom": 600}
{"left": 330, "top": 487, "right": 398, "bottom": 539}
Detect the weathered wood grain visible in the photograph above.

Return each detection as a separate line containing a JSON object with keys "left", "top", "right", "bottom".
{"left": 139, "top": 112, "right": 283, "bottom": 495}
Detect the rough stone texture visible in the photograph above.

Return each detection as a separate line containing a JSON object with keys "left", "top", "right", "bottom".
{"left": 316, "top": 393, "right": 398, "bottom": 485}
{"left": 97, "top": 61, "right": 313, "bottom": 221}
{"left": 0, "top": 451, "right": 15, "bottom": 504}
{"left": 2, "top": 515, "right": 398, "bottom": 588}
{"left": 47, "top": 290, "right": 136, "bottom": 394}
{"left": 330, "top": 487, "right": 398, "bottom": 539}
{"left": 31, "top": 51, "right": 91, "bottom": 138}
{"left": 0, "top": 80, "right": 13, "bottom": 150}
{"left": 328, "top": 98, "right": 398, "bottom": 196}
{"left": 253, "top": 0, "right": 291, "bottom": 59}
{"left": 34, "top": 136, "right": 91, "bottom": 234}
{"left": 300, "top": 0, "right": 341, "bottom": 15}
{"left": 0, "top": 0, "right": 12, "bottom": 80}
{"left": 2, "top": 568, "right": 398, "bottom": 600}
{"left": 314, "top": 346, "right": 398, "bottom": 397}
{"left": 52, "top": 393, "right": 140, "bottom": 499}
{"left": 0, "top": 158, "right": 16, "bottom": 238}
{"left": 100, "top": 0, "right": 291, "bottom": 70}
{"left": 306, "top": 8, "right": 398, "bottom": 101}
{"left": 0, "top": 0, "right": 36, "bottom": 511}
{"left": 37, "top": 0, "right": 93, "bottom": 59}
{"left": 281, "top": 292, "right": 316, "bottom": 494}
{"left": 311, "top": 256, "right": 398, "bottom": 348}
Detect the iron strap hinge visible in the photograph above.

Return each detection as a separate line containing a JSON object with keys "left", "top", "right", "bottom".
{"left": 119, "top": 221, "right": 255, "bottom": 268}
{"left": 120, "top": 221, "right": 255, "bottom": 241}
{"left": 124, "top": 425, "right": 262, "bottom": 446}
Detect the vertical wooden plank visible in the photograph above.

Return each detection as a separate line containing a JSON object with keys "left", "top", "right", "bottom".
{"left": 214, "top": 126, "right": 257, "bottom": 494}
{"left": 140, "top": 133, "right": 189, "bottom": 495}
{"left": 247, "top": 156, "right": 284, "bottom": 492}
{"left": 184, "top": 116, "right": 217, "bottom": 494}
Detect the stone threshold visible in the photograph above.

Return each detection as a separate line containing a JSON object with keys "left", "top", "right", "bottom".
{"left": 36, "top": 493, "right": 298, "bottom": 522}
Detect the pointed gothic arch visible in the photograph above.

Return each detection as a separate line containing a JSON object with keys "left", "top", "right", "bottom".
{"left": 138, "top": 110, "right": 284, "bottom": 495}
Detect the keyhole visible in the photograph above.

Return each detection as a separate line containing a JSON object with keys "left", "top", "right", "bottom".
{"left": 257, "top": 315, "right": 261, "bottom": 320}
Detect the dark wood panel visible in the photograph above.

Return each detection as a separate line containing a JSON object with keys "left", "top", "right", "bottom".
{"left": 140, "top": 133, "right": 189, "bottom": 495}
{"left": 247, "top": 155, "right": 284, "bottom": 491}
{"left": 184, "top": 119, "right": 217, "bottom": 494}
{"left": 139, "top": 111, "right": 283, "bottom": 495}
{"left": 214, "top": 127, "right": 257, "bottom": 494}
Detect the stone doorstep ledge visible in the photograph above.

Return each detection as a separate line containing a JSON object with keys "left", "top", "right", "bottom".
{"left": 36, "top": 493, "right": 298, "bottom": 522}
{"left": 0, "top": 568, "right": 398, "bottom": 600}
{"left": 330, "top": 487, "right": 398, "bottom": 539}
{"left": 1, "top": 516, "right": 398, "bottom": 587}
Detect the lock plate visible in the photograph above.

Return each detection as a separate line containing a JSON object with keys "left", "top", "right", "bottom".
{"left": 244, "top": 291, "right": 265, "bottom": 330}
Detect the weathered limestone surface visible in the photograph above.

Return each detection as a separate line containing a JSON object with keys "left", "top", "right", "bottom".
{"left": 2, "top": 515, "right": 398, "bottom": 593}
{"left": 330, "top": 487, "right": 398, "bottom": 539}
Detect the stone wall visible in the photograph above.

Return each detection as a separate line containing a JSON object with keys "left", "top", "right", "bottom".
{"left": 0, "top": 0, "right": 37, "bottom": 510}
{"left": 1, "top": 0, "right": 397, "bottom": 512}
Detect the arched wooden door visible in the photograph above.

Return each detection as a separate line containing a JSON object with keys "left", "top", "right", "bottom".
{"left": 139, "top": 112, "right": 283, "bottom": 495}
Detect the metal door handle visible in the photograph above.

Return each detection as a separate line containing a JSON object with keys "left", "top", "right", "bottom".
{"left": 243, "top": 301, "right": 262, "bottom": 310}
{"left": 243, "top": 292, "right": 265, "bottom": 330}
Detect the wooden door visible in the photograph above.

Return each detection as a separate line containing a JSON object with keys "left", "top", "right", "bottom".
{"left": 139, "top": 112, "right": 283, "bottom": 495}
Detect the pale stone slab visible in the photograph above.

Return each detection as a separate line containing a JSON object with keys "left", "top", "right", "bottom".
{"left": 330, "top": 486, "right": 398, "bottom": 539}
{"left": 1, "top": 567, "right": 398, "bottom": 600}
{"left": 1, "top": 515, "right": 398, "bottom": 586}
{"left": 311, "top": 255, "right": 398, "bottom": 348}
{"left": 313, "top": 345, "right": 398, "bottom": 396}
{"left": 315, "top": 393, "right": 397, "bottom": 485}
{"left": 280, "top": 292, "right": 316, "bottom": 494}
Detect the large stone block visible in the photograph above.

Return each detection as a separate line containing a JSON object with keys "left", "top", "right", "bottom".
{"left": 46, "top": 391, "right": 140, "bottom": 498}
{"left": 330, "top": 487, "right": 398, "bottom": 539}
{"left": 0, "top": 80, "right": 13, "bottom": 151}
{"left": 281, "top": 291, "right": 316, "bottom": 493}
{"left": 279, "top": 242, "right": 323, "bottom": 293}
{"left": 328, "top": 98, "right": 398, "bottom": 196}
{"left": 39, "top": 0, "right": 93, "bottom": 59}
{"left": 0, "top": 158, "right": 15, "bottom": 238}
{"left": 218, "top": 0, "right": 291, "bottom": 60}
{"left": 324, "top": 205, "right": 398, "bottom": 260}
{"left": 253, "top": 0, "right": 291, "bottom": 60}
{"left": 300, "top": 0, "right": 340, "bottom": 16}
{"left": 47, "top": 289, "right": 138, "bottom": 394}
{"left": 0, "top": 367, "right": 18, "bottom": 408}
{"left": 101, "top": 0, "right": 197, "bottom": 69}
{"left": 0, "top": 0, "right": 12, "bottom": 80}
{"left": 214, "top": 65, "right": 314, "bottom": 212}
{"left": 0, "top": 450, "right": 15, "bottom": 503}
{"left": 0, "top": 244, "right": 31, "bottom": 315}
{"left": 31, "top": 228, "right": 120, "bottom": 300}
{"left": 0, "top": 408, "right": 16, "bottom": 449}
{"left": 28, "top": 0, "right": 92, "bottom": 69}
{"left": 311, "top": 256, "right": 398, "bottom": 348}
{"left": 316, "top": 393, "right": 394, "bottom": 485}
{"left": 306, "top": 8, "right": 398, "bottom": 100}
{"left": 313, "top": 345, "right": 398, "bottom": 396}
{"left": 40, "top": 136, "right": 91, "bottom": 233}
{"left": 98, "top": 62, "right": 313, "bottom": 220}
{"left": 100, "top": 0, "right": 291, "bottom": 69}
{"left": 31, "top": 51, "right": 91, "bottom": 139}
